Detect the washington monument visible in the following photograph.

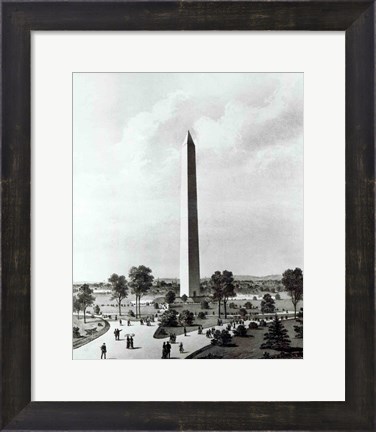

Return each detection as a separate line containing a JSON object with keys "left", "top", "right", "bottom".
{"left": 180, "top": 131, "right": 200, "bottom": 298}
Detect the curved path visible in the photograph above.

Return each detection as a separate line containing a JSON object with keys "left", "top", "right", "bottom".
{"left": 74, "top": 319, "right": 230, "bottom": 360}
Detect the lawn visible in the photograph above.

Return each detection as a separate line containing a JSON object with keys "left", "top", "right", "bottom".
{"left": 154, "top": 315, "right": 232, "bottom": 339}
{"left": 188, "top": 319, "right": 303, "bottom": 359}
{"left": 73, "top": 315, "right": 109, "bottom": 349}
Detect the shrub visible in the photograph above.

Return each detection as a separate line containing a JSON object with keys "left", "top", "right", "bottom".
{"left": 248, "top": 322, "right": 259, "bottom": 329}
{"left": 294, "top": 325, "right": 303, "bottom": 338}
{"left": 160, "top": 309, "right": 179, "bottom": 327}
{"left": 179, "top": 310, "right": 195, "bottom": 326}
{"left": 198, "top": 312, "right": 206, "bottom": 319}
{"left": 97, "top": 322, "right": 103, "bottom": 327}
{"left": 128, "top": 310, "right": 135, "bottom": 317}
{"left": 253, "top": 296, "right": 257, "bottom": 301}
{"left": 154, "top": 302, "right": 159, "bottom": 309}
{"left": 211, "top": 329, "right": 232, "bottom": 346}
{"left": 229, "top": 302, "right": 237, "bottom": 309}
{"left": 244, "top": 302, "right": 252, "bottom": 309}
{"left": 73, "top": 327, "right": 80, "bottom": 338}
{"left": 234, "top": 324, "right": 247, "bottom": 337}
{"left": 275, "top": 293, "right": 281, "bottom": 300}
{"left": 94, "top": 305, "right": 101, "bottom": 314}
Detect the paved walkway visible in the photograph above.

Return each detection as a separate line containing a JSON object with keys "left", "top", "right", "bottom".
{"left": 73, "top": 318, "right": 243, "bottom": 360}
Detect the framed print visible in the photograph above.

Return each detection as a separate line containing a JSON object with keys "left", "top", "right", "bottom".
{"left": 1, "top": 1, "right": 375, "bottom": 431}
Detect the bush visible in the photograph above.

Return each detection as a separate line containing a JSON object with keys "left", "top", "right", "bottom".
{"left": 73, "top": 327, "right": 80, "bottom": 338}
{"left": 294, "top": 325, "right": 303, "bottom": 338}
{"left": 229, "top": 302, "right": 237, "bottom": 309}
{"left": 128, "top": 310, "right": 135, "bottom": 317}
{"left": 275, "top": 293, "right": 281, "bottom": 300}
{"left": 253, "top": 296, "right": 257, "bottom": 301}
{"left": 179, "top": 310, "right": 195, "bottom": 326}
{"left": 154, "top": 302, "right": 159, "bottom": 309}
{"left": 94, "top": 305, "right": 101, "bottom": 314}
{"left": 197, "top": 312, "right": 206, "bottom": 319}
{"left": 234, "top": 324, "right": 247, "bottom": 337}
{"left": 244, "top": 302, "right": 252, "bottom": 309}
{"left": 211, "top": 329, "right": 232, "bottom": 346}
{"left": 248, "top": 322, "right": 259, "bottom": 329}
{"left": 97, "top": 322, "right": 103, "bottom": 327}
{"left": 160, "top": 309, "right": 179, "bottom": 327}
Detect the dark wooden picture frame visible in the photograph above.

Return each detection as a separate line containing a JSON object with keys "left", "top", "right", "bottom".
{"left": 1, "top": 1, "right": 375, "bottom": 430}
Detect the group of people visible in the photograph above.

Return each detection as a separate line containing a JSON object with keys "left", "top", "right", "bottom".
{"left": 113, "top": 328, "right": 122, "bottom": 340}
{"left": 162, "top": 341, "right": 184, "bottom": 358}
{"left": 205, "top": 328, "right": 217, "bottom": 338}
{"left": 126, "top": 335, "right": 134, "bottom": 349}
{"left": 162, "top": 341, "right": 171, "bottom": 358}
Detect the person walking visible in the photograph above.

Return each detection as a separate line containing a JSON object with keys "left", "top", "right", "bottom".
{"left": 179, "top": 342, "right": 184, "bottom": 353}
{"left": 126, "top": 336, "right": 130, "bottom": 349}
{"left": 130, "top": 336, "right": 134, "bottom": 349}
{"left": 166, "top": 341, "right": 171, "bottom": 359}
{"left": 119, "top": 319, "right": 122, "bottom": 326}
{"left": 100, "top": 343, "right": 107, "bottom": 359}
{"left": 162, "top": 342, "right": 166, "bottom": 359}
{"left": 184, "top": 326, "right": 187, "bottom": 337}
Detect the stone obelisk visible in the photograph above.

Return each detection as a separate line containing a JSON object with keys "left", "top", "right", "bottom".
{"left": 180, "top": 131, "right": 200, "bottom": 298}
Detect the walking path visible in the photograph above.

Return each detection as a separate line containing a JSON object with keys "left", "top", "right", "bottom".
{"left": 73, "top": 319, "right": 227, "bottom": 360}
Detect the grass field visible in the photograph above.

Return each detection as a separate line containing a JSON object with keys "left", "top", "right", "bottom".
{"left": 189, "top": 319, "right": 303, "bottom": 359}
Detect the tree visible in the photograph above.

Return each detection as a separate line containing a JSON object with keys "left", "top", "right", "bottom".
{"left": 198, "top": 311, "right": 206, "bottom": 319}
{"left": 261, "top": 293, "right": 275, "bottom": 313}
{"left": 282, "top": 268, "right": 303, "bottom": 318}
{"left": 244, "top": 301, "right": 252, "bottom": 309}
{"left": 128, "top": 265, "right": 154, "bottom": 318}
{"left": 165, "top": 290, "right": 176, "bottom": 305}
{"left": 179, "top": 310, "right": 195, "bottom": 326}
{"left": 210, "top": 270, "right": 236, "bottom": 318}
{"left": 239, "top": 308, "right": 247, "bottom": 318}
{"left": 181, "top": 294, "right": 188, "bottom": 303}
{"left": 77, "top": 284, "right": 95, "bottom": 323}
{"left": 222, "top": 270, "right": 236, "bottom": 319}
{"left": 210, "top": 271, "right": 223, "bottom": 318}
{"left": 108, "top": 273, "right": 128, "bottom": 316}
{"left": 94, "top": 305, "right": 101, "bottom": 315}
{"left": 73, "top": 296, "right": 82, "bottom": 319}
{"left": 261, "top": 315, "right": 291, "bottom": 351}
{"left": 160, "top": 309, "right": 179, "bottom": 327}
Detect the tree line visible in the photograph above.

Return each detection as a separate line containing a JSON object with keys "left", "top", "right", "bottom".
{"left": 73, "top": 265, "right": 154, "bottom": 321}
{"left": 208, "top": 267, "right": 303, "bottom": 319}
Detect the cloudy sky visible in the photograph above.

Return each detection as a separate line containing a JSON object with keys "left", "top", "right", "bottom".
{"left": 73, "top": 73, "right": 303, "bottom": 282}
